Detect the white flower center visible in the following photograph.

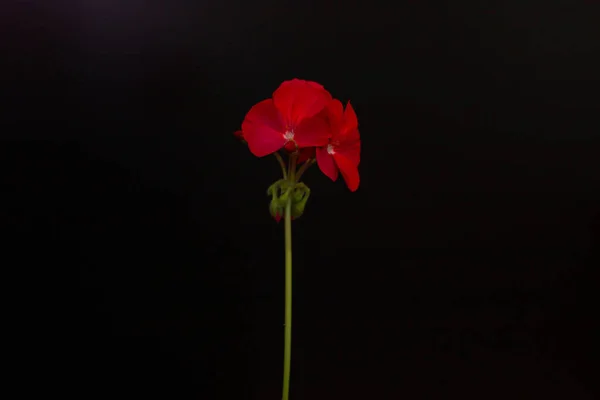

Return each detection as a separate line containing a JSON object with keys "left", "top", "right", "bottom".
{"left": 284, "top": 130, "right": 294, "bottom": 141}
{"left": 327, "top": 144, "right": 335, "bottom": 154}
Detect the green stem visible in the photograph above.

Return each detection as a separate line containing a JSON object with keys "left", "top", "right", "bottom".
{"left": 282, "top": 195, "right": 292, "bottom": 400}
{"left": 282, "top": 152, "right": 296, "bottom": 400}
{"left": 289, "top": 153, "right": 297, "bottom": 182}
{"left": 274, "top": 152, "right": 287, "bottom": 179}
{"left": 295, "top": 158, "right": 315, "bottom": 182}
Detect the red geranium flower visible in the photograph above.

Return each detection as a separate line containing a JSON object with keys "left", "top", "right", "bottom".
{"left": 241, "top": 79, "right": 333, "bottom": 157}
{"left": 316, "top": 99, "right": 361, "bottom": 191}
{"left": 234, "top": 79, "right": 362, "bottom": 400}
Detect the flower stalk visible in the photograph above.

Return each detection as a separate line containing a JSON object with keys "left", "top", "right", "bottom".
{"left": 295, "top": 158, "right": 315, "bottom": 182}
{"left": 282, "top": 186, "right": 293, "bottom": 400}
{"left": 282, "top": 152, "right": 297, "bottom": 400}
{"left": 274, "top": 152, "right": 288, "bottom": 180}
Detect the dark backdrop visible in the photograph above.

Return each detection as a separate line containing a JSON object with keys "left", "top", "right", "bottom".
{"left": 3, "top": 1, "right": 599, "bottom": 399}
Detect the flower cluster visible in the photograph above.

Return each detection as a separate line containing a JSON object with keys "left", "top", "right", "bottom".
{"left": 235, "top": 78, "right": 361, "bottom": 220}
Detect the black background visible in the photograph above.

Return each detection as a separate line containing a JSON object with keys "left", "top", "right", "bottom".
{"left": 4, "top": 1, "right": 599, "bottom": 398}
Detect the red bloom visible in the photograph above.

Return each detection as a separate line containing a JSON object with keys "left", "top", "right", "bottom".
{"left": 241, "top": 79, "right": 333, "bottom": 157}
{"left": 316, "top": 99, "right": 361, "bottom": 191}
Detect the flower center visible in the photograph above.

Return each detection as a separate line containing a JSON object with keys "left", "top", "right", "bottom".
{"left": 327, "top": 144, "right": 335, "bottom": 155}
{"left": 284, "top": 130, "right": 294, "bottom": 141}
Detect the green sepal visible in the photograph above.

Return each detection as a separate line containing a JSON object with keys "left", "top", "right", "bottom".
{"left": 290, "top": 182, "right": 310, "bottom": 219}
{"left": 266, "top": 179, "right": 312, "bottom": 221}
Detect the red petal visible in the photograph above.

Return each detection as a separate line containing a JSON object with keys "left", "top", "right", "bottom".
{"left": 316, "top": 146, "right": 338, "bottom": 182}
{"left": 273, "top": 79, "right": 332, "bottom": 127}
{"left": 342, "top": 101, "right": 358, "bottom": 134}
{"left": 293, "top": 114, "right": 331, "bottom": 148}
{"left": 326, "top": 99, "right": 344, "bottom": 133}
{"left": 241, "top": 99, "right": 286, "bottom": 157}
{"left": 274, "top": 212, "right": 281, "bottom": 223}
{"left": 297, "top": 147, "right": 315, "bottom": 164}
{"left": 335, "top": 132, "right": 361, "bottom": 166}
{"left": 334, "top": 154, "right": 360, "bottom": 191}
